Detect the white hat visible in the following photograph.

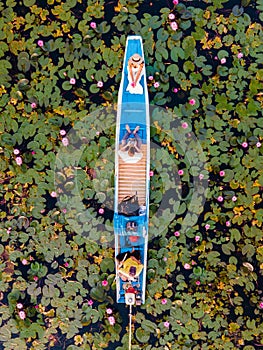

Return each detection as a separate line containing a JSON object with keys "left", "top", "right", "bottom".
{"left": 129, "top": 53, "right": 143, "bottom": 64}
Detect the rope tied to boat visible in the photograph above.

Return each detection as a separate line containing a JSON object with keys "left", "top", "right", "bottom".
{"left": 128, "top": 304, "right": 132, "bottom": 350}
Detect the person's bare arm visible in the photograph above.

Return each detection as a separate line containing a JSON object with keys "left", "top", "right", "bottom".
{"left": 130, "top": 256, "right": 141, "bottom": 264}
{"left": 134, "top": 144, "right": 141, "bottom": 152}
{"left": 120, "top": 144, "right": 129, "bottom": 151}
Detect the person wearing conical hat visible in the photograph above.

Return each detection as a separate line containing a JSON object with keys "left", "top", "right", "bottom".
{"left": 116, "top": 250, "right": 144, "bottom": 282}
{"left": 127, "top": 53, "right": 144, "bottom": 94}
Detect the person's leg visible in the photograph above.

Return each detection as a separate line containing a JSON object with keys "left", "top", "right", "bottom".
{"left": 121, "top": 125, "right": 131, "bottom": 146}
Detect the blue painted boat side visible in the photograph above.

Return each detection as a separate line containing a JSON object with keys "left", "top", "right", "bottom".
{"left": 114, "top": 36, "right": 150, "bottom": 304}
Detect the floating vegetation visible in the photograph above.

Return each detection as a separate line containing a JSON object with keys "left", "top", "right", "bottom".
{"left": 0, "top": 0, "right": 263, "bottom": 349}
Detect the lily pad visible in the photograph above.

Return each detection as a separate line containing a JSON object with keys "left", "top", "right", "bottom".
{"left": 232, "top": 5, "right": 244, "bottom": 17}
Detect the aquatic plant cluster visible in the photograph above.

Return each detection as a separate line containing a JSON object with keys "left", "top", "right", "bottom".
{"left": 0, "top": 0, "right": 263, "bottom": 349}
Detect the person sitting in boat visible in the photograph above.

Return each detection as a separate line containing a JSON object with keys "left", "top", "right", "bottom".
{"left": 116, "top": 250, "right": 144, "bottom": 282}
{"left": 118, "top": 124, "right": 143, "bottom": 163}
{"left": 126, "top": 221, "right": 140, "bottom": 244}
{"left": 126, "top": 221, "right": 138, "bottom": 233}
{"left": 126, "top": 53, "right": 144, "bottom": 94}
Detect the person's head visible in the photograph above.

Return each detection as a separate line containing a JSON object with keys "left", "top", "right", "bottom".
{"left": 130, "top": 53, "right": 143, "bottom": 68}
{"left": 128, "top": 146, "right": 135, "bottom": 157}
{"left": 126, "top": 221, "right": 138, "bottom": 232}
{"left": 129, "top": 266, "right": 136, "bottom": 277}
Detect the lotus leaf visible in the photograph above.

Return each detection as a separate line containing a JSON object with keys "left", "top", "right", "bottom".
{"left": 0, "top": 0, "right": 263, "bottom": 348}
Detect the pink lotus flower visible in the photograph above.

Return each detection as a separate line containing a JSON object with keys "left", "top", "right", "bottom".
{"left": 62, "top": 208, "right": 67, "bottom": 213}
{"left": 196, "top": 280, "right": 201, "bottom": 286}
{"left": 220, "top": 58, "right": 226, "bottom": 64}
{"left": 164, "top": 321, "right": 170, "bottom": 328}
{"left": 161, "top": 299, "right": 167, "bottom": 305}
{"left": 102, "top": 280, "right": 108, "bottom": 287}
{"left": 60, "top": 129, "right": 66, "bottom": 136}
{"left": 90, "top": 22, "right": 96, "bottom": 29}
{"left": 199, "top": 174, "right": 204, "bottom": 180}
{"left": 148, "top": 76, "right": 154, "bottom": 80}
{"left": 31, "top": 102, "right": 37, "bottom": 109}
{"left": 173, "top": 0, "right": 179, "bottom": 4}
{"left": 168, "top": 13, "right": 175, "bottom": 20}
{"left": 18, "top": 310, "right": 26, "bottom": 320}
{"left": 62, "top": 137, "right": 69, "bottom": 146}
{"left": 170, "top": 21, "right": 178, "bottom": 31}
{"left": 173, "top": 88, "right": 178, "bottom": 93}
{"left": 97, "top": 81, "right": 103, "bottom": 88}
{"left": 242, "top": 142, "right": 248, "bottom": 148}
{"left": 16, "top": 303, "right": 23, "bottom": 309}
{"left": 13, "top": 149, "right": 20, "bottom": 155}
{"left": 106, "top": 308, "right": 113, "bottom": 314}
{"left": 98, "top": 208, "right": 104, "bottom": 214}
{"left": 259, "top": 302, "right": 263, "bottom": 309}
{"left": 184, "top": 263, "right": 191, "bottom": 270}
{"left": 237, "top": 52, "right": 243, "bottom": 59}
{"left": 108, "top": 316, "right": 115, "bottom": 325}
{"left": 182, "top": 122, "right": 188, "bottom": 129}
{"left": 31, "top": 151, "right": 36, "bottom": 155}
{"left": 256, "top": 142, "right": 261, "bottom": 147}
{"left": 50, "top": 191, "right": 57, "bottom": 198}
{"left": 189, "top": 98, "right": 196, "bottom": 105}
{"left": 37, "top": 40, "right": 44, "bottom": 47}
{"left": 15, "top": 156, "right": 23, "bottom": 166}
{"left": 22, "top": 259, "right": 28, "bottom": 265}
{"left": 217, "top": 196, "right": 224, "bottom": 202}
{"left": 64, "top": 262, "right": 69, "bottom": 267}
{"left": 70, "top": 78, "right": 76, "bottom": 85}
{"left": 87, "top": 299, "right": 93, "bottom": 306}
{"left": 178, "top": 169, "right": 184, "bottom": 176}
{"left": 174, "top": 231, "right": 180, "bottom": 237}
{"left": 205, "top": 224, "right": 210, "bottom": 230}
{"left": 232, "top": 196, "right": 237, "bottom": 202}
{"left": 226, "top": 221, "right": 231, "bottom": 227}
{"left": 149, "top": 170, "right": 154, "bottom": 176}
{"left": 195, "top": 236, "right": 200, "bottom": 242}
{"left": 219, "top": 170, "right": 225, "bottom": 176}
{"left": 33, "top": 276, "right": 38, "bottom": 281}
{"left": 154, "top": 82, "right": 160, "bottom": 88}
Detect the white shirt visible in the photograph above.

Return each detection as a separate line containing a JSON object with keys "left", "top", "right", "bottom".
{"left": 126, "top": 66, "right": 143, "bottom": 95}
{"left": 118, "top": 150, "right": 143, "bottom": 163}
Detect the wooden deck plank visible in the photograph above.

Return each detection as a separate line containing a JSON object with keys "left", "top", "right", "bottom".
{"left": 118, "top": 144, "right": 147, "bottom": 205}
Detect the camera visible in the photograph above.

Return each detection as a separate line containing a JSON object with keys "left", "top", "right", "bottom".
{"left": 128, "top": 138, "right": 135, "bottom": 145}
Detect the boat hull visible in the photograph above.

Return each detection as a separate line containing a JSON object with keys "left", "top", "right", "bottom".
{"left": 114, "top": 36, "right": 150, "bottom": 304}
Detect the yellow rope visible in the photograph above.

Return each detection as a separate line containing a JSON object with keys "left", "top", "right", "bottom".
{"left": 128, "top": 304, "right": 132, "bottom": 350}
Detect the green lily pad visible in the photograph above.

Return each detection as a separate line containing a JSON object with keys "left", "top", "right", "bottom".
{"left": 232, "top": 5, "right": 244, "bottom": 16}
{"left": 18, "top": 78, "right": 30, "bottom": 91}
{"left": 135, "top": 327, "right": 150, "bottom": 343}
{"left": 23, "top": 0, "right": 36, "bottom": 6}
{"left": 90, "top": 285, "right": 107, "bottom": 302}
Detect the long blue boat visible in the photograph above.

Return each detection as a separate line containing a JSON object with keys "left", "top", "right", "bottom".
{"left": 114, "top": 36, "right": 150, "bottom": 306}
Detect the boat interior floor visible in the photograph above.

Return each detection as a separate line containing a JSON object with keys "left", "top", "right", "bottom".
{"left": 118, "top": 144, "right": 147, "bottom": 206}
